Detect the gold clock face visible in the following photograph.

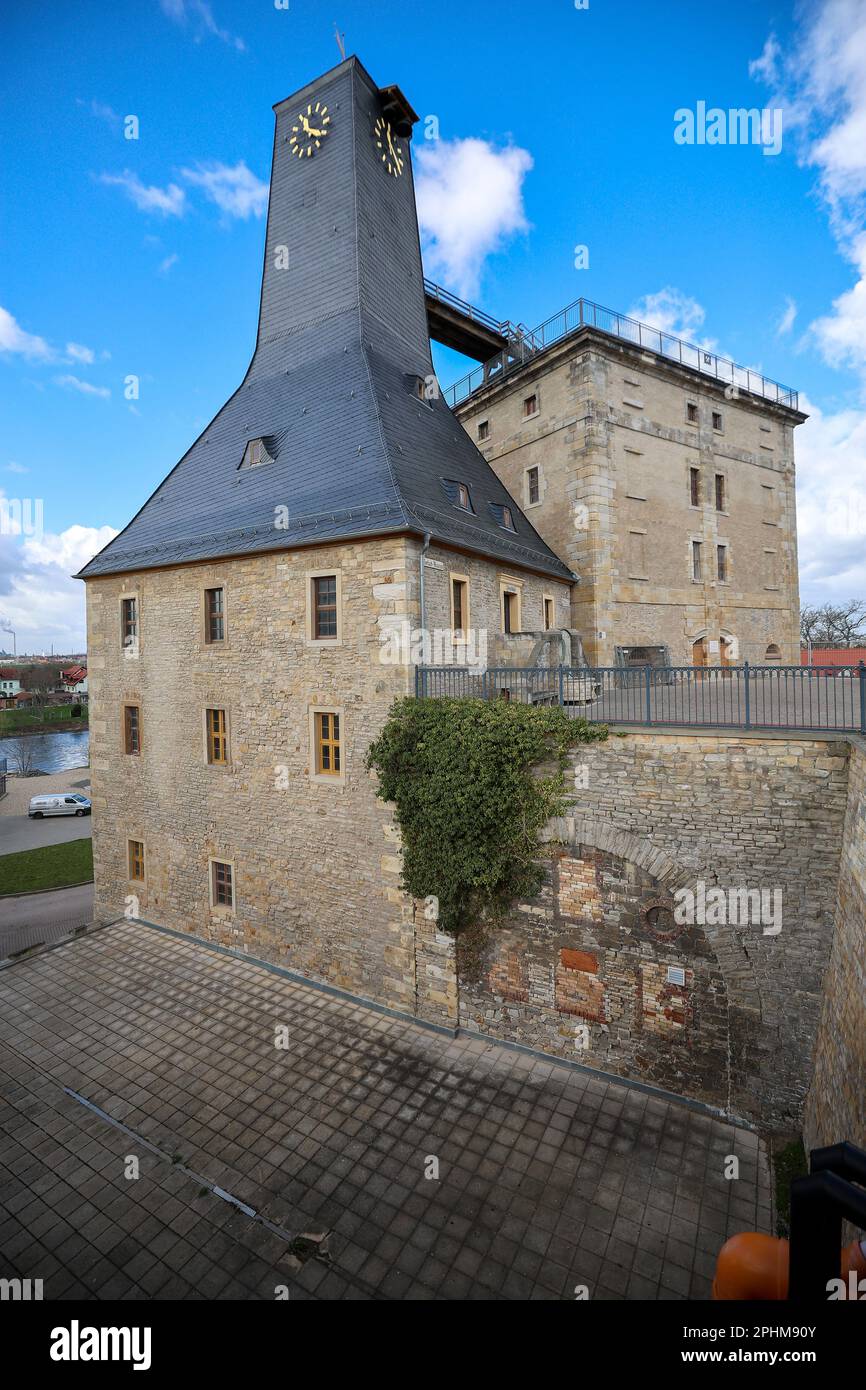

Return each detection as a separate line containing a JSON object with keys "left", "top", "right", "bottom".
{"left": 374, "top": 115, "right": 404, "bottom": 177}
{"left": 289, "top": 100, "right": 331, "bottom": 159}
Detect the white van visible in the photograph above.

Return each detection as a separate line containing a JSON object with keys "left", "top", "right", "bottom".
{"left": 28, "top": 793, "right": 91, "bottom": 818}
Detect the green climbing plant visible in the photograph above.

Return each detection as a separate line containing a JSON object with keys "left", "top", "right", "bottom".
{"left": 366, "top": 697, "right": 608, "bottom": 934}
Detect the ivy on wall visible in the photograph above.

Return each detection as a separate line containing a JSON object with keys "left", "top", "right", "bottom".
{"left": 366, "top": 697, "right": 608, "bottom": 934}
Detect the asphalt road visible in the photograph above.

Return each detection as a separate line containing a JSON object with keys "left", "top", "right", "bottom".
{"left": 0, "top": 809, "right": 93, "bottom": 855}
{"left": 0, "top": 882, "right": 94, "bottom": 957}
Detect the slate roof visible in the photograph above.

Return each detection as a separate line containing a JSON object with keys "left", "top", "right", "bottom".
{"left": 78, "top": 57, "right": 574, "bottom": 585}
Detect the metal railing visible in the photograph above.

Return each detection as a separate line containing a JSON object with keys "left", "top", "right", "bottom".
{"left": 442, "top": 297, "right": 799, "bottom": 411}
{"left": 415, "top": 663, "right": 866, "bottom": 734}
{"left": 423, "top": 278, "right": 509, "bottom": 337}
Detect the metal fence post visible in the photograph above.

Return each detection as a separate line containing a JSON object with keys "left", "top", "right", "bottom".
{"left": 743, "top": 661, "right": 751, "bottom": 729}
{"left": 645, "top": 664, "right": 652, "bottom": 725}
{"left": 414, "top": 665, "right": 420, "bottom": 699}
{"left": 558, "top": 665, "right": 565, "bottom": 707}
{"left": 859, "top": 662, "right": 866, "bottom": 735}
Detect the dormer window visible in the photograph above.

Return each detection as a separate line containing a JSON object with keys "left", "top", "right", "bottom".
{"left": 405, "top": 373, "right": 432, "bottom": 407}
{"left": 490, "top": 503, "right": 516, "bottom": 531}
{"left": 239, "top": 438, "right": 273, "bottom": 470}
{"left": 441, "top": 479, "right": 474, "bottom": 513}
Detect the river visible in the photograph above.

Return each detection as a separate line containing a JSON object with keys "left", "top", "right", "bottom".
{"left": 0, "top": 729, "right": 90, "bottom": 775}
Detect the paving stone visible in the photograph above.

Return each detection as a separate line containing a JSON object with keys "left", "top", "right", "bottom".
{"left": 0, "top": 922, "right": 771, "bottom": 1302}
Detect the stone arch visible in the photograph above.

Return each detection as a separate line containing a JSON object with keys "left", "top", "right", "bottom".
{"left": 542, "top": 813, "right": 762, "bottom": 1014}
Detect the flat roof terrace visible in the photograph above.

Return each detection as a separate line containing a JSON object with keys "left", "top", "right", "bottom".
{"left": 443, "top": 296, "right": 800, "bottom": 413}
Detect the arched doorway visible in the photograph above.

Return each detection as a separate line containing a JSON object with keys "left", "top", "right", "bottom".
{"left": 692, "top": 637, "right": 708, "bottom": 669}
{"left": 765, "top": 643, "right": 781, "bottom": 664}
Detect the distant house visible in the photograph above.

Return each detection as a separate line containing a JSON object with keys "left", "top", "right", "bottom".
{"left": 60, "top": 665, "right": 88, "bottom": 695}
{"left": 0, "top": 669, "right": 21, "bottom": 705}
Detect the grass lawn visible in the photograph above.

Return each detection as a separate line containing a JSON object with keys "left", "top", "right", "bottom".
{"left": 0, "top": 838, "right": 94, "bottom": 895}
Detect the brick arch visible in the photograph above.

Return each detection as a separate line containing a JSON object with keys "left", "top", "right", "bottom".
{"left": 542, "top": 813, "right": 762, "bottom": 1015}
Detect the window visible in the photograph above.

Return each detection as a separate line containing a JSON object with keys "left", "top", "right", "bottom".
{"left": 692, "top": 541, "right": 702, "bottom": 582}
{"left": 503, "top": 591, "right": 517, "bottom": 634}
{"left": 689, "top": 467, "right": 701, "bottom": 507}
{"left": 764, "top": 549, "right": 778, "bottom": 588}
{"left": 712, "top": 410, "right": 723, "bottom": 432}
{"left": 124, "top": 704, "right": 141, "bottom": 755}
{"left": 477, "top": 420, "right": 490, "bottom": 441}
{"left": 128, "top": 840, "right": 145, "bottom": 882}
{"left": 715, "top": 474, "right": 725, "bottom": 512}
{"left": 121, "top": 597, "right": 138, "bottom": 650}
{"left": 315, "top": 711, "right": 341, "bottom": 776}
{"left": 527, "top": 466, "right": 540, "bottom": 505}
{"left": 543, "top": 596, "right": 555, "bottom": 631}
{"left": 501, "top": 506, "right": 515, "bottom": 531}
{"left": 451, "top": 577, "right": 468, "bottom": 639}
{"left": 205, "top": 587, "right": 225, "bottom": 643}
{"left": 686, "top": 402, "right": 698, "bottom": 424}
{"left": 523, "top": 394, "right": 538, "bottom": 418}
{"left": 206, "top": 708, "right": 228, "bottom": 765}
{"left": 313, "top": 575, "right": 337, "bottom": 640}
{"left": 456, "top": 482, "right": 471, "bottom": 511}
{"left": 241, "top": 438, "right": 271, "bottom": 469}
{"left": 211, "top": 860, "right": 234, "bottom": 910}
{"left": 717, "top": 544, "right": 727, "bottom": 582}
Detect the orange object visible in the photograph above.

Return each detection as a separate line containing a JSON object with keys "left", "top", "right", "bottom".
{"left": 713, "top": 1233, "right": 790, "bottom": 1300}
{"left": 713, "top": 1232, "right": 866, "bottom": 1300}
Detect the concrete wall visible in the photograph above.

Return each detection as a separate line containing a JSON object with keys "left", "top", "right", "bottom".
{"left": 804, "top": 738, "right": 866, "bottom": 1151}
{"left": 456, "top": 333, "right": 803, "bottom": 666}
{"left": 458, "top": 731, "right": 849, "bottom": 1128}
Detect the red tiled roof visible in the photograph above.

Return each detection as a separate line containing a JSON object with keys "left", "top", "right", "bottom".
{"left": 60, "top": 665, "right": 87, "bottom": 682}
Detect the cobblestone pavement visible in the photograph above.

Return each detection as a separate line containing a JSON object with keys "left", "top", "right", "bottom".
{"left": 0, "top": 921, "right": 773, "bottom": 1300}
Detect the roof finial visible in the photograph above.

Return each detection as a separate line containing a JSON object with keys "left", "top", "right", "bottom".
{"left": 334, "top": 22, "right": 346, "bottom": 61}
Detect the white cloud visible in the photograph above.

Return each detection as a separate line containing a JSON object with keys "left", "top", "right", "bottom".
{"left": 415, "top": 138, "right": 533, "bottom": 299}
{"left": 777, "top": 297, "right": 797, "bottom": 335}
{"left": 89, "top": 99, "right": 121, "bottom": 129}
{"left": 626, "top": 287, "right": 716, "bottom": 350}
{"left": 752, "top": 3, "right": 866, "bottom": 382}
{"left": 0, "top": 520, "right": 118, "bottom": 650}
{"left": 66, "top": 341, "right": 95, "bottom": 364}
{"left": 5, "top": 463, "right": 28, "bottom": 474}
{"left": 795, "top": 394, "right": 866, "bottom": 600}
{"left": 0, "top": 306, "right": 53, "bottom": 361}
{"left": 159, "top": 0, "right": 245, "bottom": 53}
{"left": 98, "top": 170, "right": 187, "bottom": 217}
{"left": 55, "top": 374, "right": 111, "bottom": 399}
{"left": 180, "top": 160, "right": 268, "bottom": 219}
{"left": 158, "top": 253, "right": 179, "bottom": 275}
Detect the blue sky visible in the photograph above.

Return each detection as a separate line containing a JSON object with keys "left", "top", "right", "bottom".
{"left": 2, "top": 0, "right": 866, "bottom": 651}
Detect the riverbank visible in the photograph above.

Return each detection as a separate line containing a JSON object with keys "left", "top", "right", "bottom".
{"left": 0, "top": 717, "right": 88, "bottom": 736}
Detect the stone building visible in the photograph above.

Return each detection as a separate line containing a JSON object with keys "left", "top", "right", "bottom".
{"left": 78, "top": 56, "right": 571, "bottom": 1020}
{"left": 76, "top": 55, "right": 858, "bottom": 1143}
{"left": 449, "top": 308, "right": 805, "bottom": 666}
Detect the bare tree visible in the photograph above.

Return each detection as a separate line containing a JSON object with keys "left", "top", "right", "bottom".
{"left": 9, "top": 742, "right": 37, "bottom": 777}
{"left": 800, "top": 601, "right": 866, "bottom": 647}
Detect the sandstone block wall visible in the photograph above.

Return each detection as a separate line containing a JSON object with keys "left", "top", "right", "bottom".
{"left": 456, "top": 333, "right": 802, "bottom": 665}
{"left": 804, "top": 737, "right": 866, "bottom": 1152}
{"left": 459, "top": 731, "right": 849, "bottom": 1128}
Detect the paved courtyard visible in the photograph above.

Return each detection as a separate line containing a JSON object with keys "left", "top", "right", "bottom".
{"left": 0, "top": 921, "right": 772, "bottom": 1300}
